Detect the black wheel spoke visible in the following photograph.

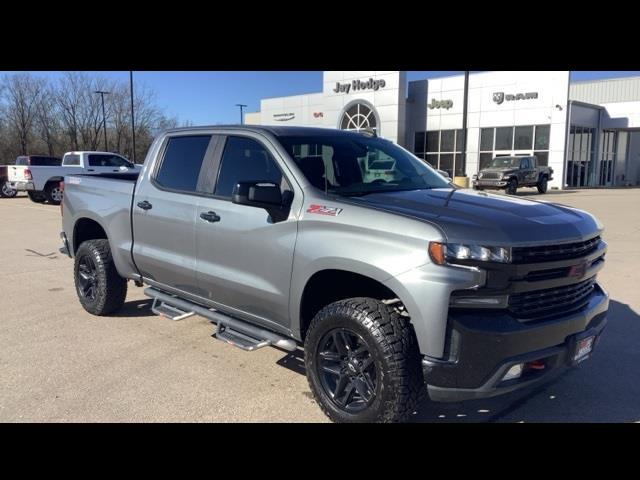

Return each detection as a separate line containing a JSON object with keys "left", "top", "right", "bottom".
{"left": 353, "top": 377, "right": 373, "bottom": 403}
{"left": 321, "top": 364, "right": 341, "bottom": 376}
{"left": 77, "top": 256, "right": 97, "bottom": 300}
{"left": 319, "top": 350, "right": 341, "bottom": 362}
{"left": 361, "top": 371, "right": 376, "bottom": 394}
{"left": 360, "top": 356, "right": 374, "bottom": 371}
{"left": 333, "top": 374, "right": 349, "bottom": 401}
{"left": 332, "top": 331, "right": 348, "bottom": 356}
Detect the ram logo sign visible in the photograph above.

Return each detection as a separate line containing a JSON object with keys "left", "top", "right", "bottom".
{"left": 493, "top": 91, "right": 538, "bottom": 105}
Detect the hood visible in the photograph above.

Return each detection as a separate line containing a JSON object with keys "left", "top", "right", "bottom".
{"left": 348, "top": 188, "right": 600, "bottom": 245}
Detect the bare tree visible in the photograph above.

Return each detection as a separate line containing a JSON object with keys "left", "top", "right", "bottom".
{"left": 2, "top": 73, "right": 45, "bottom": 155}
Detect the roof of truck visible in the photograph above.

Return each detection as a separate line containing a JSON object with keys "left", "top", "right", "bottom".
{"left": 162, "top": 125, "right": 378, "bottom": 138}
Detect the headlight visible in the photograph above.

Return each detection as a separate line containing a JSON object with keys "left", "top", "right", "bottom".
{"left": 429, "top": 242, "right": 511, "bottom": 265}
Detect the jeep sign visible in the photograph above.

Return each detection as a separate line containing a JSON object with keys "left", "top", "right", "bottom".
{"left": 428, "top": 98, "right": 453, "bottom": 110}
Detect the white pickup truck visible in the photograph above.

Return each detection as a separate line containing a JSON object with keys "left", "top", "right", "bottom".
{"left": 7, "top": 151, "right": 140, "bottom": 205}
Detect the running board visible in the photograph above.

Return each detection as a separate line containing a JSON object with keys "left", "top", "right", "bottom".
{"left": 144, "top": 287, "right": 297, "bottom": 352}
{"left": 151, "top": 297, "right": 195, "bottom": 321}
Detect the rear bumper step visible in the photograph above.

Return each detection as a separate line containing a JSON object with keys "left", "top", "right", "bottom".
{"left": 143, "top": 287, "right": 297, "bottom": 352}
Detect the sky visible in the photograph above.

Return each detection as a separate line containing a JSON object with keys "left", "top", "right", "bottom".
{"left": 12, "top": 71, "right": 640, "bottom": 126}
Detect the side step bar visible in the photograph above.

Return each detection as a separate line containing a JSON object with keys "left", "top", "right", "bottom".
{"left": 144, "top": 287, "right": 297, "bottom": 352}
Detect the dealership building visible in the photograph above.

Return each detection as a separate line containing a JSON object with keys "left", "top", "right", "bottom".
{"left": 245, "top": 71, "right": 640, "bottom": 189}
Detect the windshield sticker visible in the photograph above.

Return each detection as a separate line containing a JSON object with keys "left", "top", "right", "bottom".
{"left": 307, "top": 204, "right": 343, "bottom": 216}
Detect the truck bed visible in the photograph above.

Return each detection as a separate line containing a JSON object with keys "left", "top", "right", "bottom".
{"left": 62, "top": 173, "right": 139, "bottom": 279}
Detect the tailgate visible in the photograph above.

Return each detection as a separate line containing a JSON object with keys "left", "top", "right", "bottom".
{"left": 7, "top": 165, "right": 28, "bottom": 182}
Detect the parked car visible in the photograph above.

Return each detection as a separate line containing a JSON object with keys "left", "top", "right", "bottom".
{"left": 60, "top": 126, "right": 608, "bottom": 423}
{"left": 1, "top": 165, "right": 17, "bottom": 198}
{"left": 8, "top": 151, "right": 140, "bottom": 205}
{"left": 472, "top": 155, "right": 553, "bottom": 195}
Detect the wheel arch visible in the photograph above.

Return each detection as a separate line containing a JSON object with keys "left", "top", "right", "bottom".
{"left": 72, "top": 217, "right": 110, "bottom": 255}
{"left": 297, "top": 268, "right": 408, "bottom": 341}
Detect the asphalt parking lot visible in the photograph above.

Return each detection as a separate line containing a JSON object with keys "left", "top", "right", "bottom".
{"left": 1, "top": 188, "right": 639, "bottom": 423}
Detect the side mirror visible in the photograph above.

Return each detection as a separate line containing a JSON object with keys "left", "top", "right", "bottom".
{"left": 232, "top": 181, "right": 291, "bottom": 222}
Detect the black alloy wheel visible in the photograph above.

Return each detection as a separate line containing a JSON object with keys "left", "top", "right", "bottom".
{"left": 317, "top": 328, "right": 378, "bottom": 413}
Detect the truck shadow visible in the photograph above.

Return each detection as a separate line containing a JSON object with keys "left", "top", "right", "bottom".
{"left": 412, "top": 300, "right": 640, "bottom": 423}
{"left": 112, "top": 299, "right": 157, "bottom": 318}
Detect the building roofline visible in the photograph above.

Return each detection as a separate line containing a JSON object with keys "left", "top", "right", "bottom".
{"left": 570, "top": 75, "right": 640, "bottom": 85}
{"left": 568, "top": 99, "right": 605, "bottom": 110}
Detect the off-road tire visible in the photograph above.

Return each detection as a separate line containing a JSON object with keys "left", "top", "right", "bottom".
{"left": 27, "top": 191, "right": 46, "bottom": 203}
{"left": 537, "top": 176, "right": 548, "bottom": 194}
{"left": 44, "top": 182, "right": 63, "bottom": 205}
{"left": 304, "top": 297, "right": 424, "bottom": 423}
{"left": 74, "top": 239, "right": 127, "bottom": 315}
{"left": 506, "top": 178, "right": 518, "bottom": 195}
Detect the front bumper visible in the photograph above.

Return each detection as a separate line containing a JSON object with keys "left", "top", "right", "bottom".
{"left": 10, "top": 181, "right": 35, "bottom": 191}
{"left": 424, "top": 283, "right": 609, "bottom": 402}
{"left": 473, "top": 179, "right": 507, "bottom": 188}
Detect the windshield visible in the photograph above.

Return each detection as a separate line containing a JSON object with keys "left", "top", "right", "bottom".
{"left": 278, "top": 134, "right": 451, "bottom": 196}
{"left": 488, "top": 157, "right": 520, "bottom": 168}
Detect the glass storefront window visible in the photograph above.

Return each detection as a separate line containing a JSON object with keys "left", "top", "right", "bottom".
{"left": 495, "top": 127, "right": 513, "bottom": 150}
{"left": 440, "top": 130, "right": 455, "bottom": 152}
{"left": 425, "top": 153, "right": 438, "bottom": 169}
{"left": 534, "top": 151, "right": 548, "bottom": 166}
{"left": 514, "top": 126, "right": 533, "bottom": 150}
{"left": 455, "top": 129, "right": 464, "bottom": 151}
{"left": 414, "top": 132, "right": 425, "bottom": 154}
{"left": 534, "top": 125, "right": 550, "bottom": 150}
{"left": 439, "top": 154, "right": 454, "bottom": 177}
{"left": 479, "top": 153, "right": 493, "bottom": 170}
{"left": 426, "top": 131, "right": 439, "bottom": 153}
{"left": 480, "top": 128, "right": 494, "bottom": 151}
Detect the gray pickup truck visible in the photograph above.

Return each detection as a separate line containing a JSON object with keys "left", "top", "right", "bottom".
{"left": 60, "top": 126, "right": 609, "bottom": 423}
{"left": 472, "top": 155, "right": 554, "bottom": 195}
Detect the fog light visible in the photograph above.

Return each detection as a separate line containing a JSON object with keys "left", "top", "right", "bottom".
{"left": 502, "top": 364, "right": 523, "bottom": 381}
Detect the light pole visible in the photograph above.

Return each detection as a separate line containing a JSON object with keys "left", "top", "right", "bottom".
{"left": 129, "top": 72, "right": 136, "bottom": 163}
{"left": 236, "top": 104, "right": 247, "bottom": 124}
{"left": 94, "top": 90, "right": 110, "bottom": 151}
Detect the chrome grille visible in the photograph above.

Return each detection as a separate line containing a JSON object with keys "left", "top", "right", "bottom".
{"left": 480, "top": 172, "right": 501, "bottom": 180}
{"left": 509, "top": 277, "right": 596, "bottom": 319}
{"left": 511, "top": 236, "right": 601, "bottom": 264}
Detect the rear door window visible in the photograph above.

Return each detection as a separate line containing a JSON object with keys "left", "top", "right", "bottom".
{"left": 63, "top": 155, "right": 81, "bottom": 166}
{"left": 155, "top": 135, "right": 212, "bottom": 193}
{"left": 30, "top": 157, "right": 61, "bottom": 166}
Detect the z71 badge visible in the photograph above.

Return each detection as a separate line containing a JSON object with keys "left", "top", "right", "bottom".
{"left": 307, "top": 204, "right": 343, "bottom": 216}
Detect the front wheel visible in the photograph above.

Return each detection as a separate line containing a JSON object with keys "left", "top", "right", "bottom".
{"left": 506, "top": 178, "right": 518, "bottom": 195}
{"left": 304, "top": 297, "right": 424, "bottom": 423}
{"left": 1, "top": 182, "right": 17, "bottom": 198}
{"left": 537, "top": 176, "right": 548, "bottom": 194}
{"left": 74, "top": 239, "right": 127, "bottom": 315}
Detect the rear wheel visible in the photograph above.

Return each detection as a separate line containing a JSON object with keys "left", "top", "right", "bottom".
{"left": 27, "top": 191, "right": 46, "bottom": 203}
{"left": 74, "top": 239, "right": 127, "bottom": 315}
{"left": 44, "top": 182, "right": 63, "bottom": 205}
{"left": 506, "top": 178, "right": 518, "bottom": 195}
{"left": 304, "top": 297, "right": 424, "bottom": 423}
{"left": 1, "top": 182, "right": 17, "bottom": 198}
{"left": 537, "top": 176, "right": 548, "bottom": 194}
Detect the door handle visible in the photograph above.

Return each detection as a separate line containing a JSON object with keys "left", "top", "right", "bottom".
{"left": 200, "top": 211, "right": 221, "bottom": 223}
{"left": 137, "top": 200, "right": 153, "bottom": 210}
{"left": 87, "top": 169, "right": 95, "bottom": 172}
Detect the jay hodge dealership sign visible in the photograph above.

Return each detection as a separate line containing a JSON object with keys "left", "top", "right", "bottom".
{"left": 333, "top": 78, "right": 386, "bottom": 94}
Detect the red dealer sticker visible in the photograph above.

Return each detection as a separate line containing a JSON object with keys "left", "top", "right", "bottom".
{"left": 307, "top": 204, "right": 343, "bottom": 216}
